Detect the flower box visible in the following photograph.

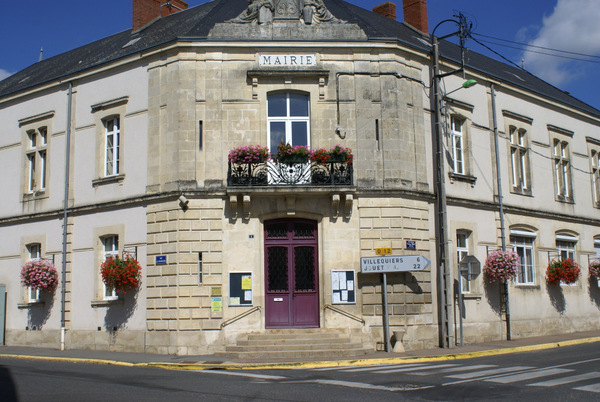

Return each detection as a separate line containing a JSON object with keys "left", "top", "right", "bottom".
{"left": 547, "top": 258, "right": 580, "bottom": 285}
{"left": 274, "top": 142, "right": 310, "bottom": 164}
{"left": 228, "top": 145, "right": 270, "bottom": 164}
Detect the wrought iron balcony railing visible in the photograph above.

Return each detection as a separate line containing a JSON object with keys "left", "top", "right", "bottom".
{"left": 227, "top": 160, "right": 353, "bottom": 187}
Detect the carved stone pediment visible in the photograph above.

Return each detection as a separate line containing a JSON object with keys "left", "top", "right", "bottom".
{"left": 229, "top": 0, "right": 344, "bottom": 25}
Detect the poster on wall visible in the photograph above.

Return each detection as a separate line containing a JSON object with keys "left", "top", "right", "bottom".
{"left": 229, "top": 272, "right": 253, "bottom": 305}
{"left": 331, "top": 270, "right": 355, "bottom": 304}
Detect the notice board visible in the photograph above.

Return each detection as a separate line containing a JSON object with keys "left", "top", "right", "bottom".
{"left": 229, "top": 272, "right": 253, "bottom": 305}
{"left": 331, "top": 270, "right": 355, "bottom": 304}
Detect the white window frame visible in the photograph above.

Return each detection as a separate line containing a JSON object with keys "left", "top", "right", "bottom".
{"left": 511, "top": 233, "right": 536, "bottom": 285}
{"left": 104, "top": 117, "right": 120, "bottom": 177}
{"left": 553, "top": 139, "right": 572, "bottom": 200}
{"left": 103, "top": 235, "right": 119, "bottom": 300}
{"left": 456, "top": 231, "right": 470, "bottom": 293}
{"left": 27, "top": 243, "right": 42, "bottom": 302}
{"left": 267, "top": 92, "right": 310, "bottom": 152}
{"left": 595, "top": 239, "right": 600, "bottom": 259}
{"left": 25, "top": 127, "right": 48, "bottom": 193}
{"left": 556, "top": 235, "right": 577, "bottom": 286}
{"left": 450, "top": 116, "right": 465, "bottom": 175}
{"left": 591, "top": 149, "right": 600, "bottom": 207}
{"left": 510, "top": 126, "right": 529, "bottom": 192}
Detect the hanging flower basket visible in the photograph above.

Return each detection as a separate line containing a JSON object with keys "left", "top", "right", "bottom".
{"left": 590, "top": 260, "right": 600, "bottom": 280}
{"left": 483, "top": 250, "right": 519, "bottom": 283}
{"left": 228, "top": 145, "right": 270, "bottom": 164}
{"left": 546, "top": 258, "right": 580, "bottom": 285}
{"left": 101, "top": 256, "right": 142, "bottom": 293}
{"left": 20, "top": 260, "right": 59, "bottom": 291}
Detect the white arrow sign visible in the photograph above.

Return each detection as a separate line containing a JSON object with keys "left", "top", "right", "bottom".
{"left": 360, "top": 255, "right": 431, "bottom": 273}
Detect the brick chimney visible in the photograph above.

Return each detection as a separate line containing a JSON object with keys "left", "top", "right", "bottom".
{"left": 402, "top": 0, "right": 428, "bottom": 34}
{"left": 133, "top": 0, "right": 188, "bottom": 31}
{"left": 373, "top": 2, "right": 397, "bottom": 20}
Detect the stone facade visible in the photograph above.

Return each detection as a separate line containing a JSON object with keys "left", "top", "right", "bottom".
{"left": 0, "top": 1, "right": 599, "bottom": 355}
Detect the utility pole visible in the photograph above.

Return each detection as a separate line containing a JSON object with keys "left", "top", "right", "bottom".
{"left": 430, "top": 14, "right": 472, "bottom": 349}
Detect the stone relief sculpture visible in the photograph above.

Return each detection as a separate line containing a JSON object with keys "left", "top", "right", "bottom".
{"left": 229, "top": 0, "right": 343, "bottom": 24}
{"left": 230, "top": 0, "right": 274, "bottom": 24}
{"left": 302, "top": 0, "right": 343, "bottom": 24}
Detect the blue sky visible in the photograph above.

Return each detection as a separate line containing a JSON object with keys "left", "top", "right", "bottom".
{"left": 1, "top": 0, "right": 599, "bottom": 110}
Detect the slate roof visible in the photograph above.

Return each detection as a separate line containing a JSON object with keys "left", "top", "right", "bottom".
{"left": 0, "top": 0, "right": 598, "bottom": 118}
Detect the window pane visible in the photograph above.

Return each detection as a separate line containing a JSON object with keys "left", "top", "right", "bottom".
{"left": 270, "top": 122, "right": 286, "bottom": 151}
{"left": 268, "top": 93, "right": 287, "bottom": 117}
{"left": 291, "top": 122, "right": 308, "bottom": 146}
{"left": 40, "top": 150, "right": 46, "bottom": 189}
{"left": 289, "top": 93, "right": 309, "bottom": 116}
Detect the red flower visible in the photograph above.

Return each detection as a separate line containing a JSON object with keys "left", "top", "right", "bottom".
{"left": 101, "top": 256, "right": 141, "bottom": 293}
{"left": 546, "top": 258, "right": 580, "bottom": 285}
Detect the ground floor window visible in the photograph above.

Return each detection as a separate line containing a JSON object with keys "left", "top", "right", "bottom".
{"left": 511, "top": 234, "right": 535, "bottom": 285}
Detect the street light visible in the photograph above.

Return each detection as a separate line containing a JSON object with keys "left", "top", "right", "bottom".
{"left": 431, "top": 14, "right": 473, "bottom": 349}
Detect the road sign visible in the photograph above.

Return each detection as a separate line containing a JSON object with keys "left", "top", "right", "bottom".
{"left": 375, "top": 248, "right": 392, "bottom": 255}
{"left": 360, "top": 255, "right": 431, "bottom": 273}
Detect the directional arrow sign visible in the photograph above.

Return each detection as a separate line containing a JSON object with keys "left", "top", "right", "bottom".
{"left": 360, "top": 255, "right": 431, "bottom": 273}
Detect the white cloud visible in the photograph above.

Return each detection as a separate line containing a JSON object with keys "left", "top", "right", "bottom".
{"left": 0, "top": 69, "right": 12, "bottom": 81}
{"left": 523, "top": 0, "right": 600, "bottom": 86}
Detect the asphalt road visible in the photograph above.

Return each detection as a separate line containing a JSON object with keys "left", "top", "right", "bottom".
{"left": 1, "top": 342, "right": 600, "bottom": 401}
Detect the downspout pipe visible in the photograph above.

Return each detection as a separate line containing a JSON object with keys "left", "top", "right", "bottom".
{"left": 61, "top": 82, "right": 73, "bottom": 350}
{"left": 491, "top": 83, "right": 510, "bottom": 340}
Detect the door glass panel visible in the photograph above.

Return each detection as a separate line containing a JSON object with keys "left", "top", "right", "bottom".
{"left": 294, "top": 246, "right": 315, "bottom": 291}
{"left": 266, "top": 223, "right": 288, "bottom": 239}
{"left": 270, "top": 122, "right": 286, "bottom": 151}
{"left": 291, "top": 121, "right": 308, "bottom": 146}
{"left": 268, "top": 93, "right": 287, "bottom": 117}
{"left": 267, "top": 247, "right": 288, "bottom": 291}
{"left": 290, "top": 93, "right": 309, "bottom": 116}
{"left": 294, "top": 223, "right": 314, "bottom": 238}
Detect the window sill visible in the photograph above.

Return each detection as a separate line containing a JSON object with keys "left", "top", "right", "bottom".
{"left": 92, "top": 174, "right": 125, "bottom": 187}
{"left": 555, "top": 195, "right": 574, "bottom": 204}
{"left": 449, "top": 172, "right": 477, "bottom": 186}
{"left": 460, "top": 293, "right": 482, "bottom": 300}
{"left": 510, "top": 187, "right": 533, "bottom": 196}
{"left": 22, "top": 190, "right": 49, "bottom": 202}
{"left": 91, "top": 298, "right": 124, "bottom": 307}
{"left": 17, "top": 301, "right": 45, "bottom": 309}
{"left": 513, "top": 283, "right": 540, "bottom": 289}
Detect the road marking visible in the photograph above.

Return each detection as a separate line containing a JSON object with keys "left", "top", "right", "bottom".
{"left": 339, "top": 363, "right": 427, "bottom": 372}
{"left": 486, "top": 368, "right": 572, "bottom": 383}
{"left": 574, "top": 383, "right": 600, "bottom": 393}
{"left": 285, "top": 379, "right": 434, "bottom": 392}
{"left": 378, "top": 363, "right": 459, "bottom": 374}
{"left": 412, "top": 364, "right": 497, "bottom": 376}
{"left": 202, "top": 370, "right": 287, "bottom": 380}
{"left": 530, "top": 372, "right": 600, "bottom": 387}
{"left": 446, "top": 366, "right": 534, "bottom": 380}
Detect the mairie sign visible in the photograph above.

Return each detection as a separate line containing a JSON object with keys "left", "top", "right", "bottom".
{"left": 360, "top": 255, "right": 431, "bottom": 273}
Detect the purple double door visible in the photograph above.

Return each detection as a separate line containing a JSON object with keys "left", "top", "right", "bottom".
{"left": 264, "top": 219, "right": 319, "bottom": 328}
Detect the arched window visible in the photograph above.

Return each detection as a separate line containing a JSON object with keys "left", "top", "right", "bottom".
{"left": 510, "top": 230, "right": 536, "bottom": 285}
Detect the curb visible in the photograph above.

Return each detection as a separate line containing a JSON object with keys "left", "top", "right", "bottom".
{"left": 2, "top": 336, "right": 600, "bottom": 371}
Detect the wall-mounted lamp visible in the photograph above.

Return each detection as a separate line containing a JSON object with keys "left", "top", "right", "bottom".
{"left": 178, "top": 194, "right": 189, "bottom": 210}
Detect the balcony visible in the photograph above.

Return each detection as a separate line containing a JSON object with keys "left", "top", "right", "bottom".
{"left": 227, "top": 160, "right": 353, "bottom": 187}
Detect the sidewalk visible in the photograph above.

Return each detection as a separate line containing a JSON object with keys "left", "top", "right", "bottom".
{"left": 1, "top": 330, "right": 599, "bottom": 370}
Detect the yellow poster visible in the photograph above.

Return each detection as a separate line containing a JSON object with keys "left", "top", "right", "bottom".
{"left": 211, "top": 297, "right": 222, "bottom": 312}
{"left": 241, "top": 275, "right": 252, "bottom": 290}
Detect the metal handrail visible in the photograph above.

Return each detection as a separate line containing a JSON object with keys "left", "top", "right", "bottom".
{"left": 220, "top": 306, "right": 261, "bottom": 328}
{"left": 324, "top": 304, "right": 365, "bottom": 324}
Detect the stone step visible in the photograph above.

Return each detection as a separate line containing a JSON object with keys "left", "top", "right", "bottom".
{"left": 237, "top": 337, "right": 351, "bottom": 346}
{"left": 216, "top": 347, "right": 372, "bottom": 359}
{"left": 224, "top": 342, "right": 364, "bottom": 352}
{"left": 245, "top": 332, "right": 344, "bottom": 341}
